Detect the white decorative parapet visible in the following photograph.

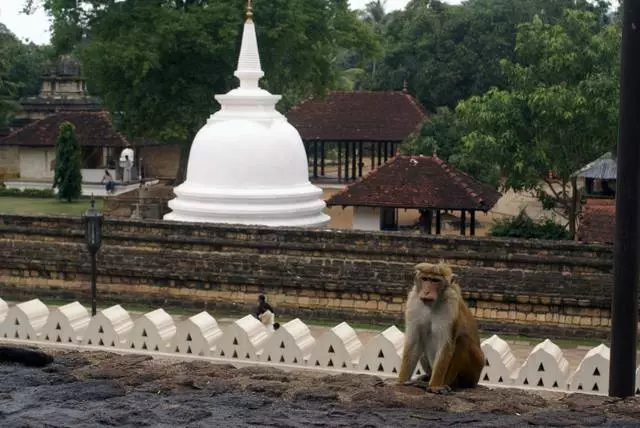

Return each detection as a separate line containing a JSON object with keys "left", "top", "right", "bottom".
{"left": 357, "top": 325, "right": 403, "bottom": 375}
{"left": 515, "top": 338, "right": 569, "bottom": 389}
{"left": 217, "top": 315, "right": 270, "bottom": 360}
{"left": 568, "top": 344, "right": 610, "bottom": 395}
{"left": 42, "top": 302, "right": 90, "bottom": 344}
{"left": 0, "top": 299, "right": 49, "bottom": 341}
{"left": 171, "top": 311, "right": 223, "bottom": 356}
{"left": 83, "top": 304, "right": 133, "bottom": 347}
{"left": 0, "top": 298, "right": 7, "bottom": 324}
{"left": 308, "top": 321, "right": 362, "bottom": 370}
{"left": 126, "top": 309, "right": 176, "bottom": 352}
{"left": 481, "top": 335, "right": 518, "bottom": 385}
{"left": 1, "top": 297, "right": 640, "bottom": 397}
{"left": 260, "top": 318, "right": 315, "bottom": 365}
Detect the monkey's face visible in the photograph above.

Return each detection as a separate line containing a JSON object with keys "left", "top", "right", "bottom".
{"left": 417, "top": 273, "right": 446, "bottom": 304}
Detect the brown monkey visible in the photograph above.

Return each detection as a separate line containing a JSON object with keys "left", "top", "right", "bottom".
{"left": 396, "top": 262, "right": 484, "bottom": 394}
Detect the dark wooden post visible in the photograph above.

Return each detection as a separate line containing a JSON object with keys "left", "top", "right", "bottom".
{"left": 377, "top": 143, "right": 382, "bottom": 166}
{"left": 426, "top": 209, "right": 433, "bottom": 234}
{"left": 435, "top": 210, "right": 441, "bottom": 235}
{"left": 351, "top": 141, "right": 357, "bottom": 180}
{"left": 344, "top": 141, "right": 350, "bottom": 182}
{"left": 610, "top": 0, "right": 640, "bottom": 398}
{"left": 370, "top": 142, "right": 375, "bottom": 171}
{"left": 460, "top": 210, "right": 466, "bottom": 235}
{"left": 470, "top": 210, "right": 476, "bottom": 236}
{"left": 320, "top": 141, "right": 325, "bottom": 176}
{"left": 358, "top": 141, "right": 364, "bottom": 177}
{"left": 383, "top": 142, "right": 388, "bottom": 162}
{"left": 337, "top": 142, "right": 342, "bottom": 182}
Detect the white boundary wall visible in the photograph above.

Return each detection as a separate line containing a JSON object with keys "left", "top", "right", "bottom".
{"left": 0, "top": 297, "right": 631, "bottom": 396}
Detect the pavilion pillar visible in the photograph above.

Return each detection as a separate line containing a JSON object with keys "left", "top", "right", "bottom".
{"left": 351, "top": 141, "right": 357, "bottom": 180}
{"left": 460, "top": 210, "right": 466, "bottom": 235}
{"left": 320, "top": 141, "right": 325, "bottom": 176}
{"left": 313, "top": 141, "right": 318, "bottom": 178}
{"left": 426, "top": 209, "right": 433, "bottom": 234}
{"left": 370, "top": 142, "right": 375, "bottom": 171}
{"left": 435, "top": 210, "right": 441, "bottom": 235}
{"left": 358, "top": 142, "right": 364, "bottom": 177}
{"left": 377, "top": 143, "right": 382, "bottom": 166}
{"left": 344, "top": 141, "right": 350, "bottom": 182}
{"left": 470, "top": 210, "right": 476, "bottom": 236}
{"left": 337, "top": 142, "right": 342, "bottom": 182}
{"left": 383, "top": 142, "right": 389, "bottom": 162}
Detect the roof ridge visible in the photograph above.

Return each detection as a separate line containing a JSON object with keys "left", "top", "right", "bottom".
{"left": 432, "top": 156, "right": 486, "bottom": 208}
{"left": 325, "top": 155, "right": 401, "bottom": 203}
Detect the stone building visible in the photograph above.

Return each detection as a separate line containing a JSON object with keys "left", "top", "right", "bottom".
{"left": 326, "top": 155, "right": 501, "bottom": 234}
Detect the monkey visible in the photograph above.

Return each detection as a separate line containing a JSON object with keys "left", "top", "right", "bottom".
{"left": 396, "top": 261, "right": 484, "bottom": 394}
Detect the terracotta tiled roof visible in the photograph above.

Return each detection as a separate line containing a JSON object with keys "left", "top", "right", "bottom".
{"left": 326, "top": 155, "right": 501, "bottom": 211}
{"left": 0, "top": 111, "right": 129, "bottom": 147}
{"left": 286, "top": 91, "right": 427, "bottom": 141}
{"left": 577, "top": 198, "right": 615, "bottom": 244}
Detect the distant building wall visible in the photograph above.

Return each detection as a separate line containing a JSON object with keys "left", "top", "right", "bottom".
{"left": 139, "top": 144, "right": 180, "bottom": 179}
{"left": 353, "top": 206, "right": 380, "bottom": 231}
{"left": 0, "top": 147, "right": 20, "bottom": 179}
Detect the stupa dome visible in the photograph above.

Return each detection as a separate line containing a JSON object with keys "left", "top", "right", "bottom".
{"left": 164, "top": 4, "right": 330, "bottom": 227}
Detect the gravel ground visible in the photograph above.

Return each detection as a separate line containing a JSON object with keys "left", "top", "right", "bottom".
{"left": 0, "top": 347, "right": 639, "bottom": 427}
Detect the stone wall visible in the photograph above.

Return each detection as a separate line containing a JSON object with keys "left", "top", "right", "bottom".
{"left": 0, "top": 146, "right": 20, "bottom": 179}
{"left": 0, "top": 214, "right": 615, "bottom": 338}
{"left": 139, "top": 144, "right": 180, "bottom": 180}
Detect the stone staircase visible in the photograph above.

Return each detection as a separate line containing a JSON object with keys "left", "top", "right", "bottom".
{"left": 103, "top": 182, "right": 175, "bottom": 219}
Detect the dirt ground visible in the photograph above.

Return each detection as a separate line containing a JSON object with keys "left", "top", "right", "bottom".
{"left": 0, "top": 347, "right": 639, "bottom": 427}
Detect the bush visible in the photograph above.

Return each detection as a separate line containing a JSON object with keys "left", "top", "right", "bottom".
{"left": 0, "top": 187, "right": 55, "bottom": 198}
{"left": 489, "top": 210, "right": 571, "bottom": 240}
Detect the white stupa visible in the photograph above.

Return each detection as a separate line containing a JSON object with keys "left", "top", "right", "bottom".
{"left": 164, "top": 3, "right": 329, "bottom": 227}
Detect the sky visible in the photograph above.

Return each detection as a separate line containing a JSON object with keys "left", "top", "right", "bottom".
{"left": 0, "top": 0, "right": 463, "bottom": 46}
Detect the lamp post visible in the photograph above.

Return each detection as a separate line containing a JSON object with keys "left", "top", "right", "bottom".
{"left": 83, "top": 194, "right": 103, "bottom": 316}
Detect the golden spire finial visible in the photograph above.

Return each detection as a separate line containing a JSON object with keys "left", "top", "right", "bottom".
{"left": 246, "top": 0, "right": 253, "bottom": 22}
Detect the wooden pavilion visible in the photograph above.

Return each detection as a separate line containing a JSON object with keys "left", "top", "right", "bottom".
{"left": 286, "top": 91, "right": 426, "bottom": 182}
{"left": 326, "top": 155, "right": 502, "bottom": 235}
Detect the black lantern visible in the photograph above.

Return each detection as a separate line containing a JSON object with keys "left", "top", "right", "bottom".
{"left": 83, "top": 194, "right": 103, "bottom": 316}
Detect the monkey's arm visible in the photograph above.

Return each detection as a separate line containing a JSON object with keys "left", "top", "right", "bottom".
{"left": 427, "top": 340, "right": 454, "bottom": 388}
{"left": 396, "top": 333, "right": 422, "bottom": 383}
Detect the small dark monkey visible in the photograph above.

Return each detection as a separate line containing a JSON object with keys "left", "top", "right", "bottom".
{"left": 396, "top": 262, "right": 484, "bottom": 394}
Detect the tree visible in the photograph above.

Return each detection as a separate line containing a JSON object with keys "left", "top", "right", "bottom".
{"left": 53, "top": 122, "right": 82, "bottom": 202}
{"left": 369, "top": 0, "right": 611, "bottom": 110}
{"left": 455, "top": 9, "right": 620, "bottom": 236}
{"left": 30, "top": 0, "right": 380, "bottom": 183}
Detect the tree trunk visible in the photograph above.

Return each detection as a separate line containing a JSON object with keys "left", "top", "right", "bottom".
{"left": 569, "top": 176, "right": 579, "bottom": 239}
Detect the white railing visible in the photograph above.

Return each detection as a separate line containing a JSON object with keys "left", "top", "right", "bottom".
{"left": 0, "top": 297, "right": 635, "bottom": 396}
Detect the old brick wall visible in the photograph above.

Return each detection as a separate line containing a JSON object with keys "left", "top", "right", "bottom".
{"left": 0, "top": 146, "right": 19, "bottom": 179}
{"left": 0, "top": 214, "right": 615, "bottom": 338}
{"left": 139, "top": 144, "right": 180, "bottom": 180}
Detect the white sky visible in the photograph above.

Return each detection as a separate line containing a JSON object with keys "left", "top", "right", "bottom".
{"left": 0, "top": 0, "right": 464, "bottom": 46}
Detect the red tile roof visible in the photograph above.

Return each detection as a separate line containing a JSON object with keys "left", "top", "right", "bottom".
{"left": 0, "top": 111, "right": 129, "bottom": 147}
{"left": 326, "top": 155, "right": 501, "bottom": 211}
{"left": 286, "top": 91, "right": 427, "bottom": 142}
{"left": 577, "top": 198, "right": 615, "bottom": 244}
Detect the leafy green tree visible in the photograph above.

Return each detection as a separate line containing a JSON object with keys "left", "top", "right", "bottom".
{"left": 30, "top": 0, "right": 379, "bottom": 183}
{"left": 370, "top": 0, "right": 611, "bottom": 110}
{"left": 53, "top": 122, "right": 82, "bottom": 202}
{"left": 0, "top": 25, "right": 23, "bottom": 127}
{"left": 456, "top": 9, "right": 620, "bottom": 236}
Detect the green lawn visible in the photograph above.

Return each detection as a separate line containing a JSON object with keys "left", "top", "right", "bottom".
{"left": 0, "top": 196, "right": 104, "bottom": 216}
